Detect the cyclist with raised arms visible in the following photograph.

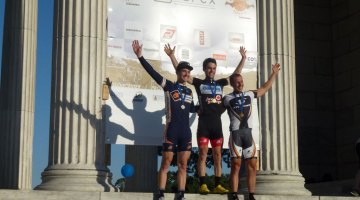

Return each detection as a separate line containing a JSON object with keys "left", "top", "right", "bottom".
{"left": 223, "top": 63, "right": 281, "bottom": 200}
{"left": 132, "top": 40, "right": 196, "bottom": 200}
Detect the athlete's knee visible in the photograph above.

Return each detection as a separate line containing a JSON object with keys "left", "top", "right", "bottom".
{"left": 177, "top": 162, "right": 187, "bottom": 173}
{"left": 160, "top": 164, "right": 170, "bottom": 173}
{"left": 231, "top": 159, "right": 241, "bottom": 171}
{"left": 198, "top": 148, "right": 208, "bottom": 161}
{"left": 212, "top": 150, "right": 222, "bottom": 159}
{"left": 247, "top": 159, "right": 257, "bottom": 172}
{"left": 160, "top": 158, "right": 172, "bottom": 172}
{"left": 198, "top": 155, "right": 207, "bottom": 163}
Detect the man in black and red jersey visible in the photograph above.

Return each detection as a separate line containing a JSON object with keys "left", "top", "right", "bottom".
{"left": 164, "top": 44, "right": 247, "bottom": 194}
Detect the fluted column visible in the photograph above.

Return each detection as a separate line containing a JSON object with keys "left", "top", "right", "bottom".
{"left": 35, "top": 0, "right": 115, "bottom": 191}
{"left": 254, "top": 0, "right": 310, "bottom": 195}
{"left": 0, "top": 0, "right": 38, "bottom": 189}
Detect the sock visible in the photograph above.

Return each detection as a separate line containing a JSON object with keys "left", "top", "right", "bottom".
{"left": 199, "top": 176, "right": 206, "bottom": 185}
{"left": 158, "top": 189, "right": 165, "bottom": 197}
{"left": 215, "top": 176, "right": 221, "bottom": 186}
{"left": 177, "top": 190, "right": 185, "bottom": 198}
{"left": 249, "top": 192, "right": 256, "bottom": 200}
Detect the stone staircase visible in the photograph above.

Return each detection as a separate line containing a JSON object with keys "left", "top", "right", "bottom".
{"left": 0, "top": 190, "right": 358, "bottom": 200}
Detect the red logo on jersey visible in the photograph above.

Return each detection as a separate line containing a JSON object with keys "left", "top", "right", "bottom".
{"left": 215, "top": 95, "right": 222, "bottom": 101}
{"left": 170, "top": 91, "right": 180, "bottom": 101}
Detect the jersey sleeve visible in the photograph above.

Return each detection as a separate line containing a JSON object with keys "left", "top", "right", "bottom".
{"left": 138, "top": 56, "right": 167, "bottom": 89}
{"left": 250, "top": 90, "right": 258, "bottom": 98}
{"left": 216, "top": 78, "right": 229, "bottom": 86}
{"left": 223, "top": 94, "right": 230, "bottom": 108}
{"left": 192, "top": 77, "right": 201, "bottom": 87}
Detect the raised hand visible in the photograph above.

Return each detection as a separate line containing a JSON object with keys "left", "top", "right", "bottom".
{"left": 105, "top": 77, "right": 112, "bottom": 87}
{"left": 239, "top": 46, "right": 247, "bottom": 59}
{"left": 164, "top": 43, "right": 176, "bottom": 57}
{"left": 132, "top": 40, "right": 143, "bottom": 58}
{"left": 272, "top": 63, "right": 281, "bottom": 74}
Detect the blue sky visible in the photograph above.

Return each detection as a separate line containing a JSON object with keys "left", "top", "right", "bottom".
{"left": 0, "top": 0, "right": 125, "bottom": 188}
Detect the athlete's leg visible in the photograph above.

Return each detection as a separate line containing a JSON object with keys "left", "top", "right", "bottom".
{"left": 230, "top": 157, "right": 242, "bottom": 192}
{"left": 212, "top": 145, "right": 222, "bottom": 177}
{"left": 244, "top": 140, "right": 257, "bottom": 195}
{"left": 177, "top": 150, "right": 191, "bottom": 190}
{"left": 246, "top": 158, "right": 257, "bottom": 193}
{"left": 197, "top": 139, "right": 210, "bottom": 193}
{"left": 197, "top": 144, "right": 208, "bottom": 177}
{"left": 211, "top": 139, "right": 229, "bottom": 193}
{"left": 158, "top": 150, "right": 174, "bottom": 190}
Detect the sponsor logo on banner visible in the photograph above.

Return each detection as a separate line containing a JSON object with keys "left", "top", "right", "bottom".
{"left": 199, "top": 31, "right": 205, "bottom": 45}
{"left": 225, "top": 0, "right": 255, "bottom": 15}
{"left": 194, "top": 29, "right": 210, "bottom": 47}
{"left": 229, "top": 32, "right": 244, "bottom": 49}
{"left": 213, "top": 54, "right": 226, "bottom": 61}
{"left": 160, "top": 25, "right": 177, "bottom": 43}
{"left": 124, "top": 21, "right": 143, "bottom": 40}
{"left": 125, "top": 0, "right": 141, "bottom": 6}
{"left": 153, "top": 0, "right": 171, "bottom": 2}
{"left": 155, "top": 0, "right": 216, "bottom": 9}
{"left": 180, "top": 48, "right": 190, "bottom": 60}
{"left": 247, "top": 56, "right": 257, "bottom": 64}
{"left": 245, "top": 51, "right": 258, "bottom": 67}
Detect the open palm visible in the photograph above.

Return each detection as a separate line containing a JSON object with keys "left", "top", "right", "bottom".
{"left": 132, "top": 40, "right": 143, "bottom": 58}
{"left": 239, "top": 46, "right": 247, "bottom": 58}
{"left": 164, "top": 43, "right": 175, "bottom": 56}
{"left": 272, "top": 63, "right": 281, "bottom": 74}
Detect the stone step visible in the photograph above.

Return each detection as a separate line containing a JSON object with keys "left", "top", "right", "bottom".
{"left": 0, "top": 190, "right": 358, "bottom": 200}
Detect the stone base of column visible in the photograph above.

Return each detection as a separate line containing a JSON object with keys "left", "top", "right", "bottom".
{"left": 239, "top": 172, "right": 311, "bottom": 196}
{"left": 35, "top": 169, "right": 117, "bottom": 192}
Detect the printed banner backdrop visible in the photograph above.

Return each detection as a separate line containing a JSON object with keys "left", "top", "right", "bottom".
{"left": 106, "top": 0, "right": 259, "bottom": 149}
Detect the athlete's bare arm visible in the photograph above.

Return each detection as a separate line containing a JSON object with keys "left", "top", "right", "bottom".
{"left": 256, "top": 63, "right": 281, "bottom": 97}
{"left": 226, "top": 46, "right": 247, "bottom": 83}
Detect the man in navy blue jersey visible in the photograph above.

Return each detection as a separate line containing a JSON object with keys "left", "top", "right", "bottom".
{"left": 132, "top": 40, "right": 197, "bottom": 200}
{"left": 223, "top": 63, "right": 280, "bottom": 200}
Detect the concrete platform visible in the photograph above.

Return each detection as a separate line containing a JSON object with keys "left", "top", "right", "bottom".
{"left": 0, "top": 190, "right": 359, "bottom": 200}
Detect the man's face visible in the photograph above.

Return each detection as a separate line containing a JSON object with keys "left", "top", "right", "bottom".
{"left": 231, "top": 75, "right": 244, "bottom": 92}
{"left": 177, "top": 68, "right": 191, "bottom": 83}
{"left": 204, "top": 62, "right": 216, "bottom": 79}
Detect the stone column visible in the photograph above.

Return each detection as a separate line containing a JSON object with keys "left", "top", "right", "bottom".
{"left": 0, "top": 0, "right": 38, "bottom": 189}
{"left": 254, "top": 0, "right": 310, "bottom": 195}
{"left": 125, "top": 145, "right": 158, "bottom": 192}
{"left": 35, "top": 0, "right": 115, "bottom": 191}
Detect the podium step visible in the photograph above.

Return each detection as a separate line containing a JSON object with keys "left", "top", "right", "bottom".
{"left": 0, "top": 190, "right": 358, "bottom": 200}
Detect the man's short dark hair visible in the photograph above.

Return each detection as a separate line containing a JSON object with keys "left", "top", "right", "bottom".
{"left": 202, "top": 58, "right": 217, "bottom": 71}
{"left": 230, "top": 73, "right": 242, "bottom": 85}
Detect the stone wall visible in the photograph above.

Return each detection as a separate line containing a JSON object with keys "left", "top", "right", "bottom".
{"left": 295, "top": 0, "right": 360, "bottom": 182}
{"left": 294, "top": 0, "right": 337, "bottom": 183}
{"left": 331, "top": 0, "right": 360, "bottom": 180}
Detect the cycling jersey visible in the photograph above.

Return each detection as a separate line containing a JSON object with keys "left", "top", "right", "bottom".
{"left": 138, "top": 57, "right": 196, "bottom": 152}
